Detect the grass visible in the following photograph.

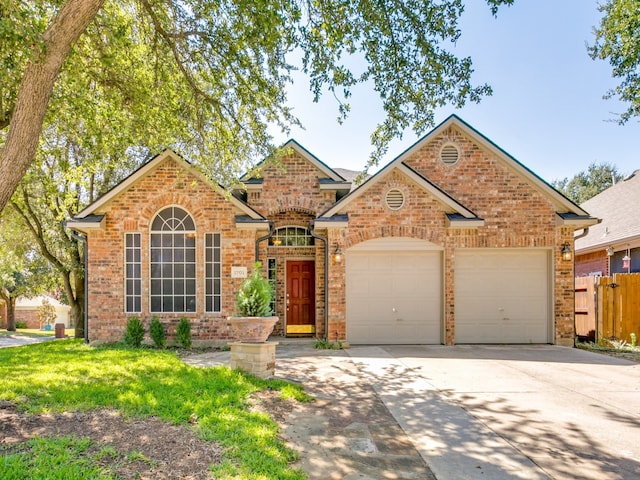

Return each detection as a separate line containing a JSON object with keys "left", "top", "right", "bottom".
{"left": 0, "top": 340, "right": 311, "bottom": 479}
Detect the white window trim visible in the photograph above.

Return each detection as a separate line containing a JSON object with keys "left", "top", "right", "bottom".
{"left": 205, "top": 232, "right": 222, "bottom": 313}
{"left": 124, "top": 232, "right": 142, "bottom": 314}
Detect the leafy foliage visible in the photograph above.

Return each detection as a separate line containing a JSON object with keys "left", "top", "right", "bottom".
{"left": 124, "top": 316, "right": 145, "bottom": 348}
{"left": 0, "top": 0, "right": 516, "bottom": 212}
{"left": 149, "top": 316, "right": 166, "bottom": 349}
{"left": 589, "top": 0, "right": 640, "bottom": 124}
{"left": 235, "top": 262, "right": 273, "bottom": 317}
{"left": 36, "top": 298, "right": 57, "bottom": 328}
{"left": 551, "top": 162, "right": 625, "bottom": 204}
{"left": 176, "top": 317, "right": 192, "bottom": 348}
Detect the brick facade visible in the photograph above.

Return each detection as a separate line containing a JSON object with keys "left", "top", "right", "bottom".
{"left": 71, "top": 116, "right": 593, "bottom": 346}
{"left": 575, "top": 251, "right": 608, "bottom": 277}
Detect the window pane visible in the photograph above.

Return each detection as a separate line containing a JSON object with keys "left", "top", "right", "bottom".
{"left": 206, "top": 297, "right": 212, "bottom": 312}
{"left": 186, "top": 280, "right": 196, "bottom": 295}
{"left": 175, "top": 248, "right": 184, "bottom": 262}
{"left": 185, "top": 264, "right": 196, "bottom": 278}
{"left": 213, "top": 249, "right": 220, "bottom": 262}
{"left": 162, "top": 296, "right": 173, "bottom": 312}
{"left": 162, "top": 233, "right": 173, "bottom": 247}
{"left": 174, "top": 296, "right": 185, "bottom": 312}
{"left": 134, "top": 297, "right": 141, "bottom": 312}
{"left": 173, "top": 264, "right": 183, "bottom": 278}
{"left": 186, "top": 296, "right": 196, "bottom": 312}
{"left": 205, "top": 263, "right": 212, "bottom": 278}
{"left": 151, "top": 279, "right": 161, "bottom": 295}
{"left": 151, "top": 296, "right": 161, "bottom": 312}
{"left": 213, "top": 234, "right": 220, "bottom": 247}
{"left": 214, "top": 279, "right": 221, "bottom": 294}
{"left": 174, "top": 234, "right": 184, "bottom": 247}
{"left": 162, "top": 279, "right": 172, "bottom": 294}
{"left": 174, "top": 280, "right": 184, "bottom": 295}
{"left": 185, "top": 248, "right": 195, "bottom": 262}
{"left": 185, "top": 236, "right": 195, "bottom": 248}
{"left": 214, "top": 296, "right": 221, "bottom": 312}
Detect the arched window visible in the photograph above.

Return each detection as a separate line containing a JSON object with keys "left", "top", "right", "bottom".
{"left": 269, "top": 226, "right": 315, "bottom": 247}
{"left": 150, "top": 207, "right": 196, "bottom": 312}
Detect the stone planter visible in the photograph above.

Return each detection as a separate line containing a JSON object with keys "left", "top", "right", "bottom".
{"left": 227, "top": 316, "right": 278, "bottom": 343}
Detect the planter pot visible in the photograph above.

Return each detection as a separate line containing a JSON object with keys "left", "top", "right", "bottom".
{"left": 227, "top": 316, "right": 278, "bottom": 343}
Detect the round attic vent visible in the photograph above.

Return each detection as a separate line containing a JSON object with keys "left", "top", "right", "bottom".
{"left": 440, "top": 143, "right": 460, "bottom": 166}
{"left": 386, "top": 189, "right": 405, "bottom": 210}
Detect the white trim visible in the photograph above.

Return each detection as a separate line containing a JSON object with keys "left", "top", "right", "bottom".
{"left": 75, "top": 149, "right": 264, "bottom": 220}
{"left": 204, "top": 232, "right": 222, "bottom": 313}
{"left": 348, "top": 237, "right": 443, "bottom": 251}
{"left": 124, "top": 232, "right": 142, "bottom": 314}
{"left": 322, "top": 162, "right": 477, "bottom": 218}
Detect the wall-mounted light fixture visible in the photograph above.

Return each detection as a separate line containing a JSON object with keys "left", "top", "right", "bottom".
{"left": 606, "top": 246, "right": 614, "bottom": 257}
{"left": 561, "top": 242, "right": 572, "bottom": 262}
{"left": 333, "top": 248, "right": 343, "bottom": 264}
{"left": 272, "top": 237, "right": 282, "bottom": 246}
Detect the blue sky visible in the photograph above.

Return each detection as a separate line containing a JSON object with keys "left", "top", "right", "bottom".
{"left": 271, "top": 0, "right": 640, "bottom": 183}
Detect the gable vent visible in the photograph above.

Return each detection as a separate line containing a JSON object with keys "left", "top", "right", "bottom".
{"left": 440, "top": 144, "right": 460, "bottom": 166}
{"left": 386, "top": 189, "right": 405, "bottom": 210}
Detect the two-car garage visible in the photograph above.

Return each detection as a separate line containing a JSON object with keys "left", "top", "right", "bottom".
{"left": 345, "top": 239, "right": 551, "bottom": 345}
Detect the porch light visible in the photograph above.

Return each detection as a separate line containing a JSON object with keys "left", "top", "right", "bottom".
{"left": 561, "top": 243, "right": 572, "bottom": 262}
{"left": 623, "top": 254, "right": 631, "bottom": 271}
{"left": 333, "top": 248, "right": 343, "bottom": 264}
{"left": 606, "top": 246, "right": 614, "bottom": 257}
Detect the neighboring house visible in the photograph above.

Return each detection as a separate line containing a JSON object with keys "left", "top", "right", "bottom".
{"left": 66, "top": 115, "right": 596, "bottom": 346}
{"left": 575, "top": 170, "right": 640, "bottom": 277}
{"left": 14, "top": 295, "right": 71, "bottom": 329}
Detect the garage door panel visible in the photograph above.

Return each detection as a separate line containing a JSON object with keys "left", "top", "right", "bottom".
{"left": 455, "top": 249, "right": 550, "bottom": 344}
{"left": 347, "top": 247, "right": 442, "bottom": 344}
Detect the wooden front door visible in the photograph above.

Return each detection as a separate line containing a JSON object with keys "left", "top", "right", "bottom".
{"left": 286, "top": 260, "right": 315, "bottom": 334}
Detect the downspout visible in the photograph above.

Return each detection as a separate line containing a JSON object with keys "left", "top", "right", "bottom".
{"left": 309, "top": 220, "right": 328, "bottom": 341}
{"left": 255, "top": 221, "right": 275, "bottom": 262}
{"left": 68, "top": 229, "right": 89, "bottom": 344}
{"left": 574, "top": 227, "right": 589, "bottom": 241}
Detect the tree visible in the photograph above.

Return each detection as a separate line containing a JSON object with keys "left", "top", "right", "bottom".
{"left": 589, "top": 0, "right": 640, "bottom": 124}
{"left": 0, "top": 209, "right": 59, "bottom": 331}
{"left": 552, "top": 162, "right": 625, "bottom": 204}
{"left": 0, "top": 0, "right": 515, "bottom": 212}
{"left": 37, "top": 298, "right": 57, "bottom": 329}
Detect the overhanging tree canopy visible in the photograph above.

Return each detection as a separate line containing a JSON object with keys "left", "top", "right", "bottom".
{"left": 0, "top": 0, "right": 515, "bottom": 212}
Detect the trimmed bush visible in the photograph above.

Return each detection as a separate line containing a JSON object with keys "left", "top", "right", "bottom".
{"left": 235, "top": 261, "right": 273, "bottom": 317}
{"left": 176, "top": 317, "right": 192, "bottom": 349}
{"left": 124, "top": 316, "right": 145, "bottom": 348}
{"left": 149, "top": 316, "right": 166, "bottom": 348}
{"left": 15, "top": 321, "right": 28, "bottom": 329}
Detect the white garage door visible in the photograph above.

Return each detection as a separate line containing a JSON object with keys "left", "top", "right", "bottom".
{"left": 455, "top": 249, "right": 550, "bottom": 344}
{"left": 346, "top": 238, "right": 442, "bottom": 344}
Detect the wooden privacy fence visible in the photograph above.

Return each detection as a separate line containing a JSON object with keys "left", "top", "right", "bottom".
{"left": 575, "top": 273, "right": 640, "bottom": 343}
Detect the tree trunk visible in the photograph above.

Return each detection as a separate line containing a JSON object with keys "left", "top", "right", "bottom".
{"left": 73, "top": 272, "right": 85, "bottom": 339}
{"left": 0, "top": 0, "right": 105, "bottom": 213}
{"left": 6, "top": 298, "right": 16, "bottom": 332}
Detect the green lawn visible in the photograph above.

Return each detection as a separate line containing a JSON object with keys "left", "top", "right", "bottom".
{"left": 0, "top": 340, "right": 310, "bottom": 479}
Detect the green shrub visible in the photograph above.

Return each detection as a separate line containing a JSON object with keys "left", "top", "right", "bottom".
{"left": 176, "top": 317, "right": 191, "bottom": 348}
{"left": 149, "top": 316, "right": 166, "bottom": 348}
{"left": 235, "top": 261, "right": 272, "bottom": 317}
{"left": 15, "top": 321, "right": 28, "bottom": 329}
{"left": 124, "top": 316, "right": 145, "bottom": 348}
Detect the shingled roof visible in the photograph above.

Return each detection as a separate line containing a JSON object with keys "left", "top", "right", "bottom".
{"left": 575, "top": 170, "right": 640, "bottom": 253}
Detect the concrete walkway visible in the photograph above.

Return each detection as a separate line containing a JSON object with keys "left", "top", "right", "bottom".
{"left": 0, "top": 333, "right": 55, "bottom": 349}
{"left": 185, "top": 343, "right": 640, "bottom": 480}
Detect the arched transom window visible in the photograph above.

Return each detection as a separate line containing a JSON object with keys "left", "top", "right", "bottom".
{"left": 150, "top": 206, "right": 196, "bottom": 312}
{"left": 269, "top": 226, "right": 315, "bottom": 247}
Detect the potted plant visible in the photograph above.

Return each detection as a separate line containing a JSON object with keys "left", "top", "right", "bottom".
{"left": 228, "top": 261, "right": 278, "bottom": 343}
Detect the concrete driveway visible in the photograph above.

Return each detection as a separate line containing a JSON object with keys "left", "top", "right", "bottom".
{"left": 347, "top": 345, "right": 640, "bottom": 480}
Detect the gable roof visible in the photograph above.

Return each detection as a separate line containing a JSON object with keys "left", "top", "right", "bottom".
{"left": 242, "top": 139, "right": 347, "bottom": 183}
{"left": 320, "top": 161, "right": 481, "bottom": 221}
{"left": 575, "top": 170, "right": 640, "bottom": 252}
{"left": 70, "top": 149, "right": 265, "bottom": 223}
{"left": 320, "top": 115, "right": 597, "bottom": 228}
{"left": 398, "top": 115, "right": 593, "bottom": 218}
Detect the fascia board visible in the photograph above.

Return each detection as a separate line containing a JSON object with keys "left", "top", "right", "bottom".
{"left": 74, "top": 149, "right": 264, "bottom": 221}
{"left": 389, "top": 115, "right": 590, "bottom": 217}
